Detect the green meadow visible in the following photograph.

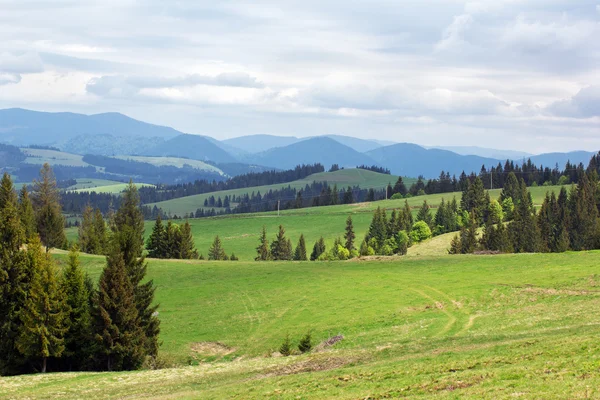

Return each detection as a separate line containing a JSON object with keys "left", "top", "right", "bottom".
{"left": 3, "top": 251, "right": 600, "bottom": 399}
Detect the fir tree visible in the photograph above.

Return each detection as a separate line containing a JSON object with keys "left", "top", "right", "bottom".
{"left": 112, "top": 181, "right": 160, "bottom": 360}
{"left": 568, "top": 172, "right": 599, "bottom": 250}
{"left": 95, "top": 246, "right": 145, "bottom": 371}
{"left": 271, "top": 225, "right": 292, "bottom": 260}
{"left": 416, "top": 200, "right": 434, "bottom": 229}
{"left": 93, "top": 209, "right": 109, "bottom": 254}
{"left": 310, "top": 237, "right": 326, "bottom": 261}
{"left": 208, "top": 235, "right": 227, "bottom": 260}
{"left": 0, "top": 173, "right": 30, "bottom": 375}
{"left": 509, "top": 179, "right": 541, "bottom": 253}
{"left": 460, "top": 176, "right": 488, "bottom": 225}
{"left": 62, "top": 245, "right": 92, "bottom": 370}
{"left": 359, "top": 239, "right": 369, "bottom": 256}
{"left": 294, "top": 234, "right": 308, "bottom": 261}
{"left": 393, "top": 176, "right": 407, "bottom": 196}
{"left": 146, "top": 216, "right": 166, "bottom": 258}
{"left": 298, "top": 331, "right": 312, "bottom": 353}
{"left": 448, "top": 234, "right": 461, "bottom": 255}
{"left": 18, "top": 186, "right": 36, "bottom": 240}
{"left": 279, "top": 334, "right": 292, "bottom": 356}
{"left": 344, "top": 216, "right": 356, "bottom": 251}
{"left": 32, "top": 163, "right": 66, "bottom": 252}
{"left": 255, "top": 226, "right": 271, "bottom": 261}
{"left": 331, "top": 184, "right": 339, "bottom": 205}
{"left": 366, "top": 207, "right": 388, "bottom": 251}
{"left": 79, "top": 205, "right": 100, "bottom": 255}
{"left": 179, "top": 221, "right": 198, "bottom": 259}
{"left": 17, "top": 237, "right": 68, "bottom": 373}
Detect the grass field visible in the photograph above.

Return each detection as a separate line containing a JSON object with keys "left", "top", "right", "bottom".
{"left": 113, "top": 156, "right": 226, "bottom": 176}
{"left": 70, "top": 182, "right": 155, "bottom": 194}
{"left": 64, "top": 178, "right": 125, "bottom": 190}
{"left": 147, "top": 169, "right": 416, "bottom": 216}
{"left": 3, "top": 251, "right": 600, "bottom": 399}
{"left": 20, "top": 148, "right": 90, "bottom": 167}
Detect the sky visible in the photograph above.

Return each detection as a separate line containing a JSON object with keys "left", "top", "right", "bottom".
{"left": 0, "top": 0, "right": 599, "bottom": 153}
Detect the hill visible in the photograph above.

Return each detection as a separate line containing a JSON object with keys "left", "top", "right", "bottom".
{"left": 0, "top": 108, "right": 180, "bottom": 146}
{"left": 113, "top": 156, "right": 226, "bottom": 176}
{"left": 367, "top": 143, "right": 500, "bottom": 178}
{"left": 146, "top": 168, "right": 411, "bottom": 216}
{"left": 251, "top": 137, "right": 378, "bottom": 170}
{"left": 528, "top": 151, "right": 596, "bottom": 168}
{"left": 324, "top": 134, "right": 387, "bottom": 152}
{"left": 429, "top": 145, "right": 533, "bottom": 160}
{"left": 222, "top": 134, "right": 301, "bottom": 154}
{"left": 5, "top": 250, "right": 600, "bottom": 398}
{"left": 142, "top": 134, "right": 237, "bottom": 164}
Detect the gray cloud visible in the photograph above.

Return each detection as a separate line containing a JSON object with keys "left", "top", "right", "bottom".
{"left": 548, "top": 86, "right": 600, "bottom": 118}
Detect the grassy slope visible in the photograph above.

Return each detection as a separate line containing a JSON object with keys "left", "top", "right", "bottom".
{"left": 20, "top": 148, "right": 90, "bottom": 167}
{"left": 147, "top": 169, "right": 416, "bottom": 216}
{"left": 70, "top": 182, "right": 155, "bottom": 194}
{"left": 65, "top": 178, "right": 125, "bottom": 190}
{"left": 4, "top": 252, "right": 600, "bottom": 399}
{"left": 113, "top": 156, "right": 225, "bottom": 175}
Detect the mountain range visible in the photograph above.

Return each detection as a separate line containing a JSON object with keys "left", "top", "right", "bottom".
{"left": 0, "top": 108, "right": 596, "bottom": 178}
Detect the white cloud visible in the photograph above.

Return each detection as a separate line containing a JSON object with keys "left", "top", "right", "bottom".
{"left": 435, "top": 14, "right": 474, "bottom": 52}
{"left": 0, "top": 73, "right": 21, "bottom": 85}
{"left": 548, "top": 86, "right": 600, "bottom": 118}
{"left": 0, "top": 52, "right": 44, "bottom": 74}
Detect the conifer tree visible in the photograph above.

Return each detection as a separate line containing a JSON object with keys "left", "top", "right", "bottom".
{"left": 93, "top": 209, "right": 109, "bottom": 254}
{"left": 310, "top": 237, "right": 326, "bottom": 261}
{"left": 393, "top": 176, "right": 407, "bottom": 196}
{"left": 568, "top": 172, "right": 599, "bottom": 250}
{"left": 460, "top": 176, "right": 488, "bottom": 225}
{"left": 344, "top": 216, "right": 356, "bottom": 251}
{"left": 416, "top": 200, "right": 434, "bottom": 229}
{"left": 500, "top": 172, "right": 520, "bottom": 204}
{"left": 17, "top": 237, "right": 68, "bottom": 373}
{"left": 448, "top": 234, "right": 461, "bottom": 255}
{"left": 179, "top": 221, "right": 198, "bottom": 259}
{"left": 294, "top": 234, "right": 308, "bottom": 261}
{"left": 79, "top": 205, "right": 100, "bottom": 255}
{"left": 146, "top": 215, "right": 166, "bottom": 258}
{"left": 62, "top": 245, "right": 92, "bottom": 370}
{"left": 208, "top": 235, "right": 227, "bottom": 260}
{"left": 255, "top": 226, "right": 271, "bottom": 261}
{"left": 298, "top": 331, "right": 312, "bottom": 353}
{"left": 279, "top": 334, "right": 292, "bottom": 356}
{"left": 95, "top": 246, "right": 145, "bottom": 371}
{"left": 0, "top": 173, "right": 30, "bottom": 375}
{"left": 401, "top": 200, "right": 413, "bottom": 231}
{"left": 459, "top": 216, "right": 478, "bottom": 254}
{"left": 32, "top": 163, "right": 66, "bottom": 252}
{"left": 331, "top": 184, "right": 339, "bottom": 205}
{"left": 112, "top": 181, "right": 160, "bottom": 359}
{"left": 509, "top": 179, "right": 541, "bottom": 253}
{"left": 271, "top": 225, "right": 292, "bottom": 260}
{"left": 18, "top": 186, "right": 36, "bottom": 240}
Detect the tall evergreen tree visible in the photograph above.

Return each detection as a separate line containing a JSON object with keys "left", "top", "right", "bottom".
{"left": 31, "top": 163, "right": 66, "bottom": 252}
{"left": 294, "top": 234, "right": 307, "bottom": 261}
{"left": 179, "top": 221, "right": 198, "bottom": 259}
{"left": 18, "top": 186, "right": 36, "bottom": 240}
{"left": 366, "top": 207, "right": 388, "bottom": 250}
{"left": 310, "top": 237, "right": 326, "bottom": 261}
{"left": 509, "top": 179, "right": 541, "bottom": 253}
{"left": 112, "top": 181, "right": 160, "bottom": 359}
{"left": 16, "top": 237, "right": 68, "bottom": 373}
{"left": 95, "top": 246, "right": 145, "bottom": 371}
{"left": 271, "top": 225, "right": 292, "bottom": 260}
{"left": 568, "top": 172, "right": 599, "bottom": 250}
{"left": 79, "top": 205, "right": 100, "bottom": 255}
{"left": 393, "top": 177, "right": 407, "bottom": 196}
{"left": 208, "top": 235, "right": 227, "bottom": 260}
{"left": 62, "top": 245, "right": 93, "bottom": 371}
{"left": 146, "top": 215, "right": 166, "bottom": 258}
{"left": 93, "top": 209, "right": 109, "bottom": 254}
{"left": 344, "top": 216, "right": 356, "bottom": 251}
{"left": 255, "top": 226, "right": 271, "bottom": 261}
{"left": 460, "top": 176, "right": 488, "bottom": 225}
{"left": 0, "top": 173, "right": 30, "bottom": 375}
{"left": 416, "top": 200, "right": 434, "bottom": 229}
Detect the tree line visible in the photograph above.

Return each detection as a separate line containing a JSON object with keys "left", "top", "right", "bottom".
{"left": 0, "top": 164, "right": 160, "bottom": 375}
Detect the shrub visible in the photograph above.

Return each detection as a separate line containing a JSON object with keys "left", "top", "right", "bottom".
{"left": 411, "top": 221, "right": 432, "bottom": 243}
{"left": 366, "top": 246, "right": 375, "bottom": 256}
{"left": 350, "top": 249, "right": 360, "bottom": 259}
{"left": 390, "top": 193, "right": 403, "bottom": 200}
{"left": 298, "top": 331, "right": 312, "bottom": 353}
{"left": 396, "top": 231, "right": 409, "bottom": 255}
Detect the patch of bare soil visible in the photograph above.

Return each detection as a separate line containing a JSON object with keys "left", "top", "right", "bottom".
{"left": 190, "top": 342, "right": 235, "bottom": 356}
{"left": 259, "top": 356, "right": 352, "bottom": 378}
{"left": 522, "top": 287, "right": 598, "bottom": 296}
{"left": 314, "top": 335, "right": 344, "bottom": 351}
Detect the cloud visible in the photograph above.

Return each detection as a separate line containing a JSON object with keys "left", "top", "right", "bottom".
{"left": 548, "top": 86, "right": 600, "bottom": 118}
{"left": 86, "top": 72, "right": 265, "bottom": 98}
{"left": 0, "top": 73, "right": 22, "bottom": 85}
{"left": 0, "top": 52, "right": 44, "bottom": 74}
{"left": 435, "top": 14, "right": 473, "bottom": 52}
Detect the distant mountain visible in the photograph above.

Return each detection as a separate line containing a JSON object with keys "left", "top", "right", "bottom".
{"left": 222, "top": 134, "right": 301, "bottom": 154}
{"left": 0, "top": 108, "right": 180, "bottom": 145}
{"left": 323, "top": 135, "right": 387, "bottom": 153}
{"left": 527, "top": 151, "right": 596, "bottom": 169}
{"left": 251, "top": 137, "right": 378, "bottom": 170}
{"left": 429, "top": 145, "right": 532, "bottom": 160}
{"left": 62, "top": 134, "right": 165, "bottom": 156}
{"left": 143, "top": 134, "right": 237, "bottom": 164}
{"left": 367, "top": 143, "right": 500, "bottom": 178}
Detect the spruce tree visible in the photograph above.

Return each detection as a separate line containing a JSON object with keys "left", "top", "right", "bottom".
{"left": 18, "top": 186, "right": 36, "bottom": 240}
{"left": 93, "top": 209, "right": 109, "bottom": 254}
{"left": 146, "top": 215, "right": 166, "bottom": 258}
{"left": 366, "top": 207, "right": 388, "bottom": 251}
{"left": 62, "top": 245, "right": 93, "bottom": 371}
{"left": 17, "top": 237, "right": 68, "bottom": 373}
{"left": 568, "top": 172, "right": 599, "bottom": 250}
{"left": 294, "top": 234, "right": 308, "bottom": 261}
{"left": 32, "top": 163, "right": 66, "bottom": 252}
{"left": 310, "top": 237, "right": 326, "bottom": 261}
{"left": 208, "top": 235, "right": 227, "bottom": 260}
{"left": 179, "top": 221, "right": 198, "bottom": 259}
{"left": 95, "top": 246, "right": 145, "bottom": 371}
{"left": 509, "top": 179, "right": 541, "bottom": 253}
{"left": 416, "top": 200, "right": 434, "bottom": 229}
{"left": 460, "top": 177, "right": 488, "bottom": 225}
{"left": 393, "top": 177, "right": 407, "bottom": 196}
{"left": 255, "top": 226, "right": 271, "bottom": 261}
{"left": 0, "top": 173, "right": 30, "bottom": 375}
{"left": 271, "top": 225, "right": 292, "bottom": 261}
{"left": 298, "top": 331, "right": 312, "bottom": 353}
{"left": 112, "top": 181, "right": 160, "bottom": 360}
{"left": 279, "top": 334, "right": 292, "bottom": 356}
{"left": 79, "top": 205, "right": 100, "bottom": 255}
{"left": 344, "top": 216, "right": 356, "bottom": 251}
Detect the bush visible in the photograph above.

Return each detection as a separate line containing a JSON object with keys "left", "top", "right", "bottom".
{"left": 411, "top": 221, "right": 432, "bottom": 243}
{"left": 279, "top": 334, "right": 292, "bottom": 356}
{"left": 350, "top": 249, "right": 360, "bottom": 259}
{"left": 557, "top": 175, "right": 570, "bottom": 185}
{"left": 298, "top": 331, "right": 312, "bottom": 353}
{"left": 366, "top": 246, "right": 375, "bottom": 256}
{"left": 390, "top": 193, "right": 403, "bottom": 200}
{"left": 396, "top": 231, "right": 409, "bottom": 255}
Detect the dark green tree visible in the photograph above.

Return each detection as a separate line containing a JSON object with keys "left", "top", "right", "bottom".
{"left": 179, "top": 221, "right": 198, "bottom": 259}
{"left": 279, "top": 334, "right": 292, "bottom": 356}
{"left": 393, "top": 177, "right": 407, "bottom": 196}
{"left": 208, "top": 235, "right": 227, "bottom": 260}
{"left": 32, "top": 163, "right": 66, "bottom": 252}
{"left": 460, "top": 176, "right": 488, "bottom": 225}
{"left": 344, "top": 216, "right": 356, "bottom": 251}
{"left": 79, "top": 205, "right": 100, "bottom": 255}
{"left": 298, "top": 331, "right": 312, "bottom": 353}
{"left": 18, "top": 186, "right": 36, "bottom": 240}
{"left": 310, "top": 237, "right": 326, "bottom": 261}
{"left": 416, "top": 200, "right": 434, "bottom": 229}
{"left": 294, "top": 234, "right": 308, "bottom": 261}
{"left": 146, "top": 215, "right": 166, "bottom": 258}
{"left": 271, "top": 225, "right": 292, "bottom": 260}
{"left": 255, "top": 226, "right": 271, "bottom": 261}
{"left": 509, "top": 179, "right": 541, "bottom": 253}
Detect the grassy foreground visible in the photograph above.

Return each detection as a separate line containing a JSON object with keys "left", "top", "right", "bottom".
{"left": 3, "top": 251, "right": 600, "bottom": 399}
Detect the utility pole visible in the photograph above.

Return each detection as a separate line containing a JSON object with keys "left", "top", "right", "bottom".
{"left": 490, "top": 170, "right": 493, "bottom": 190}
{"left": 277, "top": 200, "right": 280, "bottom": 217}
